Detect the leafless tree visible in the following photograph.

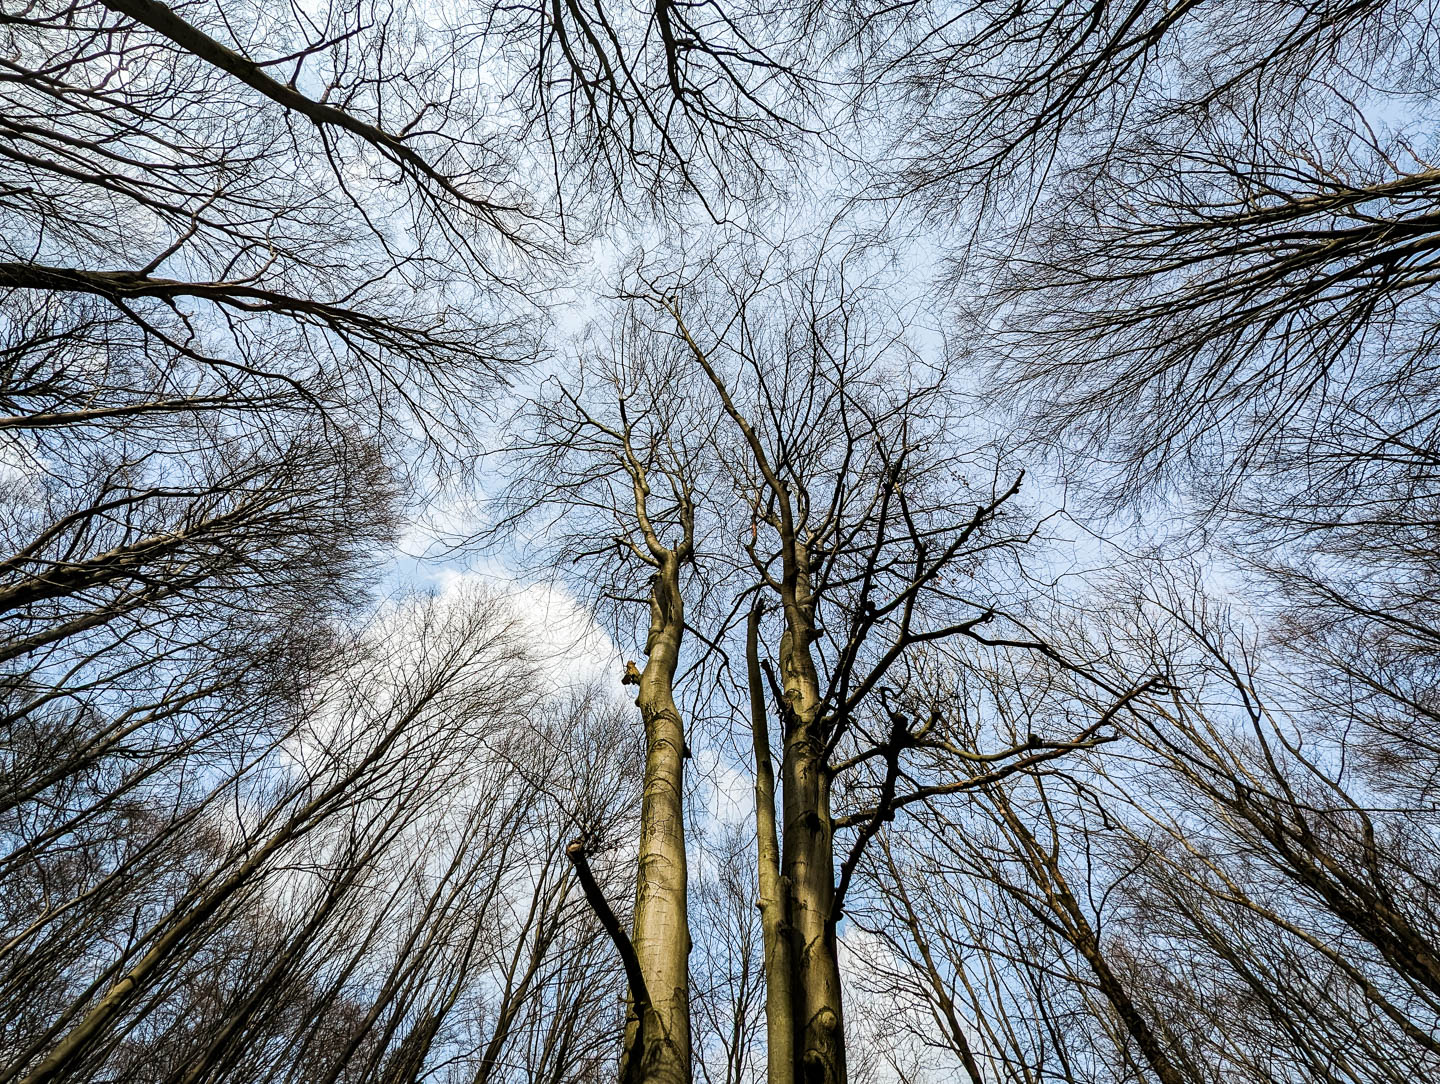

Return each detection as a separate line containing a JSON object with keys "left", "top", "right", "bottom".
{"left": 829, "top": 12, "right": 1440, "bottom": 1082}
{"left": 3, "top": 10, "right": 541, "bottom": 1060}
{"left": 865, "top": 0, "right": 1440, "bottom": 821}
{"left": 602, "top": 235, "right": 1137, "bottom": 1084}
{"left": 3, "top": 586, "right": 642, "bottom": 1084}
{"left": 19, "top": 3, "right": 1440, "bottom": 1084}
{"left": 2, "top": 5, "right": 853, "bottom": 1084}
{"left": 483, "top": 0, "right": 831, "bottom": 213}
{"left": 500, "top": 310, "right": 737, "bottom": 1084}
{"left": 690, "top": 825, "right": 766, "bottom": 1084}
{"left": 852, "top": 557, "right": 1440, "bottom": 1084}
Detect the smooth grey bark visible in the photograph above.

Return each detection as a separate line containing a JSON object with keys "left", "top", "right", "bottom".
{"left": 621, "top": 549, "right": 692, "bottom": 1084}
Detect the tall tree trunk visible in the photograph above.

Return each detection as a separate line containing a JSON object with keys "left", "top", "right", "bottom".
{"left": 669, "top": 301, "right": 842, "bottom": 1083}
{"left": 777, "top": 561, "right": 845, "bottom": 1084}
{"left": 622, "top": 552, "right": 691, "bottom": 1084}
{"left": 747, "top": 606, "right": 795, "bottom": 1084}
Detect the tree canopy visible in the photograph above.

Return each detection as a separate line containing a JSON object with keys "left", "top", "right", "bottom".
{"left": 4, "top": 1, "right": 1440, "bottom": 1083}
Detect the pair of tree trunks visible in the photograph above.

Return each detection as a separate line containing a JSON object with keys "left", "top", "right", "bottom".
{"left": 602, "top": 461, "right": 847, "bottom": 1084}
{"left": 617, "top": 573, "right": 847, "bottom": 1084}
{"left": 661, "top": 296, "right": 849, "bottom": 1084}
{"left": 747, "top": 595, "right": 846, "bottom": 1084}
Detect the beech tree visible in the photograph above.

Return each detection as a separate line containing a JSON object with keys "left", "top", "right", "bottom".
{"left": 586, "top": 238, "right": 1138, "bottom": 1084}
{"left": 837, "top": 8, "right": 1440, "bottom": 1082}
{"left": 2, "top": 586, "right": 642, "bottom": 1084}
{"left": 853, "top": 559, "right": 1440, "bottom": 1084}
{"left": 14, "top": 0, "right": 1440, "bottom": 1082}
{"left": 872, "top": 0, "right": 1440, "bottom": 833}
{"left": 502, "top": 311, "right": 735, "bottom": 1084}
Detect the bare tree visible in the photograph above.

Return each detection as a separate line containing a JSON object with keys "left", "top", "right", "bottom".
{"left": 604, "top": 236, "right": 1130, "bottom": 1084}
{"left": 853, "top": 556, "right": 1440, "bottom": 1084}
{"left": 867, "top": 0, "right": 1440, "bottom": 852}
{"left": 3, "top": 12, "right": 541, "bottom": 1063}
{"left": 501, "top": 310, "right": 737, "bottom": 1084}
{"left": 484, "top": 0, "right": 831, "bottom": 213}
{"left": 2, "top": 5, "right": 856, "bottom": 1084}
{"left": 691, "top": 826, "right": 766, "bottom": 1084}
{"left": 825, "top": 11, "right": 1440, "bottom": 1082}
{"left": 3, "top": 586, "right": 642, "bottom": 1084}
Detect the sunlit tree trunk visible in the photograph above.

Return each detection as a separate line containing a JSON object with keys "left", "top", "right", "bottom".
{"left": 623, "top": 550, "right": 692, "bottom": 1084}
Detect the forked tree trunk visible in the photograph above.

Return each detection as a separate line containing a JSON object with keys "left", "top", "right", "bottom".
{"left": 622, "top": 551, "right": 691, "bottom": 1084}
{"left": 669, "top": 301, "right": 843, "bottom": 1083}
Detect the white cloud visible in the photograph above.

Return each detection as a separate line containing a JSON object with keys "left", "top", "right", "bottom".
{"left": 418, "top": 564, "right": 626, "bottom": 697}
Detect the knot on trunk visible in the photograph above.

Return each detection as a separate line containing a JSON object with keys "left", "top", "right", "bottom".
{"left": 802, "top": 1008, "right": 842, "bottom": 1084}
